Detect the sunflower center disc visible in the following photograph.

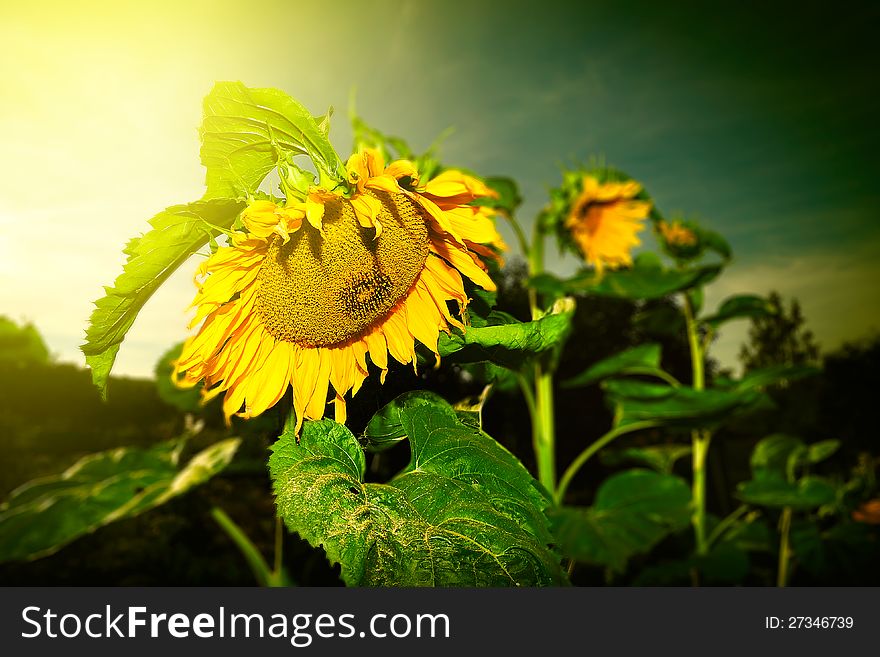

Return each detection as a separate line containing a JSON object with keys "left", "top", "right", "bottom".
{"left": 256, "top": 191, "right": 430, "bottom": 346}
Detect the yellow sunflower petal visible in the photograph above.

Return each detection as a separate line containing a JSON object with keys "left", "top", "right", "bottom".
{"left": 424, "top": 169, "right": 496, "bottom": 201}
{"left": 385, "top": 159, "right": 419, "bottom": 184}
{"left": 242, "top": 341, "right": 294, "bottom": 417}
{"left": 365, "top": 174, "right": 401, "bottom": 194}
{"left": 349, "top": 193, "right": 383, "bottom": 238}
{"left": 430, "top": 236, "right": 496, "bottom": 291}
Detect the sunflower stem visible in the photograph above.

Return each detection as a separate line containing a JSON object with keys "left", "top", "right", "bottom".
{"left": 556, "top": 421, "right": 659, "bottom": 504}
{"left": 683, "top": 292, "right": 712, "bottom": 560}
{"left": 211, "top": 507, "right": 277, "bottom": 587}
{"left": 525, "top": 215, "right": 557, "bottom": 495}
{"left": 534, "top": 366, "right": 557, "bottom": 494}
{"left": 777, "top": 506, "right": 793, "bottom": 587}
{"left": 503, "top": 212, "right": 531, "bottom": 265}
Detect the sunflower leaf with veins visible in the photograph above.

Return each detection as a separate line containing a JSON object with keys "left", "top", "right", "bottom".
{"left": 201, "top": 81, "right": 347, "bottom": 197}
{"left": 270, "top": 398, "right": 567, "bottom": 586}
{"left": 437, "top": 303, "right": 574, "bottom": 371}
{"left": 81, "top": 199, "right": 245, "bottom": 398}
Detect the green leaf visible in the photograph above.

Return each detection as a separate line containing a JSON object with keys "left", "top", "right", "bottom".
{"left": 750, "top": 434, "right": 805, "bottom": 481}
{"left": 482, "top": 177, "right": 522, "bottom": 216}
{"left": 461, "top": 284, "right": 498, "bottom": 329}
{"left": 702, "top": 294, "right": 775, "bottom": 329}
{"left": 81, "top": 198, "right": 245, "bottom": 397}
{"left": 687, "top": 287, "right": 704, "bottom": 315}
{"left": 549, "top": 470, "right": 691, "bottom": 572}
{"left": 438, "top": 300, "right": 574, "bottom": 370}
{"left": 600, "top": 444, "right": 692, "bottom": 475}
{"left": 721, "top": 516, "right": 774, "bottom": 553}
{"left": 603, "top": 380, "right": 770, "bottom": 428}
{"left": 529, "top": 272, "right": 569, "bottom": 300}
{"left": 270, "top": 402, "right": 565, "bottom": 586}
{"left": 362, "top": 390, "right": 449, "bottom": 452}
{"left": 0, "top": 437, "right": 240, "bottom": 562}
{"left": 534, "top": 253, "right": 722, "bottom": 301}
{"left": 791, "top": 520, "right": 875, "bottom": 580}
{"left": 695, "top": 541, "right": 749, "bottom": 583}
{"left": 724, "top": 364, "right": 819, "bottom": 392}
{"left": 562, "top": 343, "right": 664, "bottom": 388}
{"left": 748, "top": 434, "right": 841, "bottom": 488}
{"left": 737, "top": 476, "right": 837, "bottom": 509}
{"left": 201, "top": 81, "right": 345, "bottom": 197}
{"left": 806, "top": 440, "right": 841, "bottom": 464}
{"left": 699, "top": 227, "right": 732, "bottom": 260}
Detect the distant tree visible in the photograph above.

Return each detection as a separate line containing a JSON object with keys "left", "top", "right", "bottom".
{"left": 0, "top": 316, "right": 50, "bottom": 366}
{"left": 738, "top": 291, "right": 819, "bottom": 370}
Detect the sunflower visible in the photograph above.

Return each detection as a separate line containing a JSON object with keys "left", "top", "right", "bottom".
{"left": 657, "top": 219, "right": 698, "bottom": 248}
{"left": 564, "top": 176, "right": 651, "bottom": 272}
{"left": 173, "top": 148, "right": 504, "bottom": 432}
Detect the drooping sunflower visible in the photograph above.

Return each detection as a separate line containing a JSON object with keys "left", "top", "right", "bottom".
{"left": 173, "top": 148, "right": 504, "bottom": 431}
{"left": 657, "top": 219, "right": 698, "bottom": 248}
{"left": 564, "top": 176, "right": 651, "bottom": 272}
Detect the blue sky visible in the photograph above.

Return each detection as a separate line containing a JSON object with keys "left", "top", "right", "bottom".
{"left": 1, "top": 0, "right": 877, "bottom": 377}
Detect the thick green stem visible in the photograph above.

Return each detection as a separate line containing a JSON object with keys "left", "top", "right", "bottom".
{"left": 683, "top": 295, "right": 704, "bottom": 391}
{"left": 691, "top": 431, "right": 712, "bottom": 556}
{"left": 524, "top": 216, "right": 558, "bottom": 494}
{"left": 777, "top": 506, "right": 793, "bottom": 587}
{"left": 534, "top": 366, "right": 557, "bottom": 493}
{"left": 683, "top": 293, "right": 711, "bottom": 557}
{"left": 556, "top": 421, "right": 659, "bottom": 504}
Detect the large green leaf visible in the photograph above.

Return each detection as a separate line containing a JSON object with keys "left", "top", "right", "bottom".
{"left": 737, "top": 477, "right": 836, "bottom": 509}
{"left": 437, "top": 301, "right": 574, "bottom": 370}
{"left": 0, "top": 437, "right": 240, "bottom": 562}
{"left": 600, "top": 444, "right": 692, "bottom": 475}
{"left": 701, "top": 294, "right": 775, "bottom": 328}
{"left": 791, "top": 520, "right": 876, "bottom": 580}
{"left": 562, "top": 343, "right": 666, "bottom": 388}
{"left": 603, "top": 380, "right": 770, "bottom": 428}
{"left": 749, "top": 434, "right": 806, "bottom": 481}
{"left": 270, "top": 397, "right": 565, "bottom": 586}
{"left": 737, "top": 434, "right": 841, "bottom": 509}
{"left": 698, "top": 227, "right": 732, "bottom": 261}
{"left": 81, "top": 198, "right": 245, "bottom": 397}
{"left": 532, "top": 253, "right": 721, "bottom": 301}
{"left": 747, "top": 434, "right": 840, "bottom": 482}
{"left": 201, "top": 81, "right": 346, "bottom": 197}
{"left": 732, "top": 364, "right": 820, "bottom": 391}
{"left": 361, "top": 390, "right": 448, "bottom": 452}
{"left": 549, "top": 470, "right": 691, "bottom": 572}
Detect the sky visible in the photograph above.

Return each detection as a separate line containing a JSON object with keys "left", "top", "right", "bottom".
{"left": 1, "top": 0, "right": 878, "bottom": 379}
